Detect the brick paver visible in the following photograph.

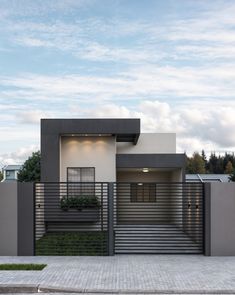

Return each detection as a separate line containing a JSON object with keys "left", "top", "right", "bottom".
{"left": 0, "top": 255, "right": 235, "bottom": 293}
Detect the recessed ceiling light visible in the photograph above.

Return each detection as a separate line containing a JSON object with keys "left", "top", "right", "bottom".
{"left": 138, "top": 183, "right": 143, "bottom": 186}
{"left": 142, "top": 168, "right": 149, "bottom": 173}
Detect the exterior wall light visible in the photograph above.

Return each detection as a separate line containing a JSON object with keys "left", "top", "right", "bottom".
{"left": 142, "top": 168, "right": 149, "bottom": 173}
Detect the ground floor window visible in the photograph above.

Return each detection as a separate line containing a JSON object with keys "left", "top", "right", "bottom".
{"left": 130, "top": 183, "right": 156, "bottom": 202}
{"left": 67, "top": 167, "right": 95, "bottom": 196}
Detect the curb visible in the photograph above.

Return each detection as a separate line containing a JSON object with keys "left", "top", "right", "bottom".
{"left": 0, "top": 284, "right": 39, "bottom": 293}
{"left": 1, "top": 284, "right": 235, "bottom": 294}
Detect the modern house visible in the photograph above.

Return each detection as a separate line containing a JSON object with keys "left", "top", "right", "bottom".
{"left": 1, "top": 165, "right": 22, "bottom": 182}
{"left": 35, "top": 118, "right": 203, "bottom": 255}
{"left": 1, "top": 118, "right": 235, "bottom": 257}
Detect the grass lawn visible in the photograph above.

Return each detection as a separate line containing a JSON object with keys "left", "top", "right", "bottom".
{"left": 36, "top": 231, "right": 107, "bottom": 256}
{"left": 0, "top": 264, "right": 46, "bottom": 270}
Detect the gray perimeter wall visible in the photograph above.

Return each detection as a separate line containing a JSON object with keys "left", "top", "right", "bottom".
{"left": 0, "top": 182, "right": 34, "bottom": 256}
{"left": 205, "top": 182, "right": 235, "bottom": 256}
{"left": 17, "top": 182, "right": 34, "bottom": 255}
{"left": 0, "top": 182, "right": 18, "bottom": 255}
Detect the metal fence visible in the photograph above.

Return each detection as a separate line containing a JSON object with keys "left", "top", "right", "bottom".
{"left": 114, "top": 182, "right": 204, "bottom": 254}
{"left": 34, "top": 182, "right": 109, "bottom": 256}
{"left": 34, "top": 182, "right": 204, "bottom": 255}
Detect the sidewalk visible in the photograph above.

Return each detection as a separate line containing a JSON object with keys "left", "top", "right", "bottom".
{"left": 0, "top": 255, "right": 235, "bottom": 294}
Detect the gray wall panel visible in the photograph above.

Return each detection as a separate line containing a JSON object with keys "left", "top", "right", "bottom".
{"left": 17, "top": 182, "right": 34, "bottom": 256}
{"left": 116, "top": 154, "right": 186, "bottom": 169}
{"left": 210, "top": 183, "right": 235, "bottom": 256}
{"left": 0, "top": 183, "right": 18, "bottom": 255}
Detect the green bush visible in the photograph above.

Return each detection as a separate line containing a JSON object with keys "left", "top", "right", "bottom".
{"left": 60, "top": 195, "right": 100, "bottom": 210}
{"left": 0, "top": 264, "right": 46, "bottom": 270}
{"left": 36, "top": 232, "right": 107, "bottom": 256}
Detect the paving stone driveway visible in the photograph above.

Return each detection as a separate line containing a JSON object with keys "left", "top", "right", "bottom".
{"left": 0, "top": 255, "right": 235, "bottom": 293}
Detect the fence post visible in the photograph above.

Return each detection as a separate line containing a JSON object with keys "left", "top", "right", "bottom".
{"left": 204, "top": 182, "right": 211, "bottom": 256}
{"left": 108, "top": 182, "right": 114, "bottom": 256}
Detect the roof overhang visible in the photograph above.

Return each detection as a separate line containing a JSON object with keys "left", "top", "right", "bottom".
{"left": 116, "top": 154, "right": 186, "bottom": 169}
{"left": 41, "top": 118, "right": 140, "bottom": 144}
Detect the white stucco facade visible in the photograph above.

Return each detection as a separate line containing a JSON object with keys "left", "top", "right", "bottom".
{"left": 60, "top": 136, "right": 116, "bottom": 182}
{"left": 117, "top": 133, "right": 176, "bottom": 154}
{"left": 59, "top": 132, "right": 181, "bottom": 182}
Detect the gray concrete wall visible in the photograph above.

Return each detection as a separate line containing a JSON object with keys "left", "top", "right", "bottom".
{"left": 0, "top": 183, "right": 18, "bottom": 255}
{"left": 205, "top": 182, "right": 235, "bottom": 256}
{"left": 18, "top": 183, "right": 34, "bottom": 255}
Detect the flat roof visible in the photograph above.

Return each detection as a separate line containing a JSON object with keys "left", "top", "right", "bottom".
{"left": 41, "top": 118, "right": 140, "bottom": 144}
{"left": 3, "top": 165, "right": 22, "bottom": 171}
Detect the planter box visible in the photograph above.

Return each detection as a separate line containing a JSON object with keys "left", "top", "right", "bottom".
{"left": 44, "top": 208, "right": 100, "bottom": 222}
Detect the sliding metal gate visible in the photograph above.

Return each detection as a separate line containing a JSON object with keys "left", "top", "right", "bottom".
{"left": 114, "top": 182, "right": 204, "bottom": 254}
{"left": 34, "top": 182, "right": 108, "bottom": 256}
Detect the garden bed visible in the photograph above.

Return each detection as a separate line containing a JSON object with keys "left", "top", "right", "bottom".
{"left": 36, "top": 231, "right": 107, "bottom": 256}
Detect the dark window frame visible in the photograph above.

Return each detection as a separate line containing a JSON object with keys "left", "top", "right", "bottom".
{"left": 130, "top": 183, "right": 156, "bottom": 202}
{"left": 67, "top": 167, "right": 95, "bottom": 196}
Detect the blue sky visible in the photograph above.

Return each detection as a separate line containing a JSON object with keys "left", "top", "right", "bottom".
{"left": 1, "top": 0, "right": 235, "bottom": 165}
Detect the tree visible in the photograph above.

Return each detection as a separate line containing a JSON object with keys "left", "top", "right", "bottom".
{"left": 0, "top": 170, "right": 3, "bottom": 182}
{"left": 225, "top": 161, "right": 234, "bottom": 174}
{"left": 186, "top": 152, "right": 206, "bottom": 174}
{"left": 18, "top": 151, "right": 40, "bottom": 182}
{"left": 229, "top": 169, "right": 235, "bottom": 182}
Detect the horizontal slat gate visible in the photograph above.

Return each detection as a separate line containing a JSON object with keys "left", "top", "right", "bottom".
{"left": 35, "top": 182, "right": 108, "bottom": 256}
{"left": 114, "top": 183, "right": 204, "bottom": 254}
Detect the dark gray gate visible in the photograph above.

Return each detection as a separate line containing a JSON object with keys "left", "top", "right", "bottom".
{"left": 34, "top": 182, "right": 109, "bottom": 256}
{"left": 114, "top": 182, "right": 204, "bottom": 254}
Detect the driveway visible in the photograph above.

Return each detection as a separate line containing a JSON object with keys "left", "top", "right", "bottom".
{"left": 0, "top": 255, "right": 235, "bottom": 293}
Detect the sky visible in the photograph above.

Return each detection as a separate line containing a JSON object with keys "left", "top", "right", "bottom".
{"left": 0, "top": 0, "right": 235, "bottom": 166}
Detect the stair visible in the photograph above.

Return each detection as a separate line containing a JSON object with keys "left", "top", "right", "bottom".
{"left": 114, "top": 225, "right": 202, "bottom": 254}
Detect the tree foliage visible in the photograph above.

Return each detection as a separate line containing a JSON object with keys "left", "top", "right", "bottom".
{"left": 186, "top": 152, "right": 206, "bottom": 174}
{"left": 229, "top": 169, "right": 235, "bottom": 182}
{"left": 18, "top": 151, "right": 40, "bottom": 182}
{"left": 0, "top": 170, "right": 3, "bottom": 182}
{"left": 225, "top": 161, "right": 234, "bottom": 174}
{"left": 186, "top": 151, "right": 235, "bottom": 175}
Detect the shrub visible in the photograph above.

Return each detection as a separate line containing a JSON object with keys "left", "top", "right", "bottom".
{"left": 60, "top": 195, "right": 100, "bottom": 210}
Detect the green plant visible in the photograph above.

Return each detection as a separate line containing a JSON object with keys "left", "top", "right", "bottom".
{"left": 0, "top": 264, "right": 46, "bottom": 270}
{"left": 60, "top": 195, "right": 100, "bottom": 210}
{"left": 18, "top": 151, "right": 40, "bottom": 182}
{"left": 36, "top": 232, "right": 107, "bottom": 256}
{"left": 229, "top": 169, "right": 235, "bottom": 182}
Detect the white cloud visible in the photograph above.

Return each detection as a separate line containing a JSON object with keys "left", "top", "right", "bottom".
{"left": 0, "top": 145, "right": 38, "bottom": 167}
{"left": 1, "top": 62, "right": 235, "bottom": 105}
{"left": 17, "top": 110, "right": 52, "bottom": 124}
{"left": 82, "top": 100, "right": 235, "bottom": 154}
{"left": 0, "top": 0, "right": 93, "bottom": 17}
{"left": 1, "top": 99, "right": 235, "bottom": 164}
